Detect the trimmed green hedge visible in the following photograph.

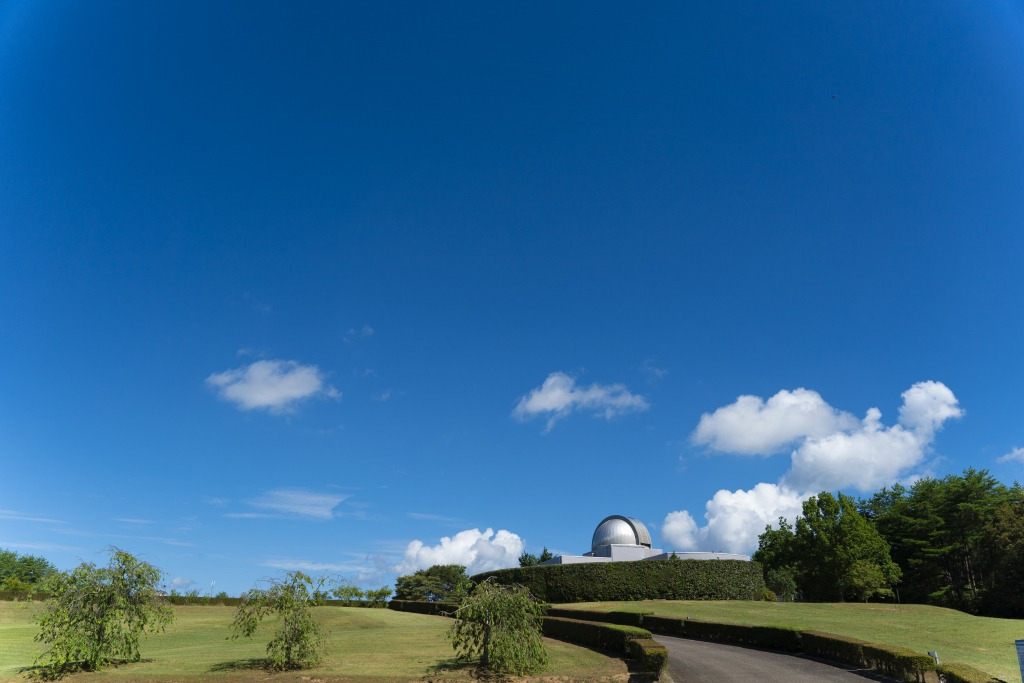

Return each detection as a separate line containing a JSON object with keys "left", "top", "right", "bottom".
{"left": 552, "top": 611, "right": 996, "bottom": 683}
{"left": 387, "top": 599, "right": 460, "bottom": 616}
{"left": 541, "top": 616, "right": 668, "bottom": 677}
{"left": 936, "top": 662, "right": 1003, "bottom": 683}
{"left": 684, "top": 620, "right": 803, "bottom": 652}
{"left": 473, "top": 559, "right": 765, "bottom": 603}
{"left": 625, "top": 637, "right": 669, "bottom": 675}
{"left": 861, "top": 642, "right": 936, "bottom": 682}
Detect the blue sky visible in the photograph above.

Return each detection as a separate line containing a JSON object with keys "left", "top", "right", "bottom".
{"left": 2, "top": 1, "right": 1023, "bottom": 595}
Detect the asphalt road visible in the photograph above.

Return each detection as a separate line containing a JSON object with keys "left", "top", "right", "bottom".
{"left": 655, "top": 635, "right": 893, "bottom": 682}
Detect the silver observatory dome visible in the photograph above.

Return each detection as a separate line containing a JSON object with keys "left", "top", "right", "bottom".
{"left": 591, "top": 515, "right": 652, "bottom": 552}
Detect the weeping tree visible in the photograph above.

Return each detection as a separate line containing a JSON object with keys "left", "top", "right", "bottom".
{"left": 448, "top": 579, "right": 548, "bottom": 675}
{"left": 35, "top": 549, "right": 173, "bottom": 677}
{"left": 230, "top": 571, "right": 326, "bottom": 670}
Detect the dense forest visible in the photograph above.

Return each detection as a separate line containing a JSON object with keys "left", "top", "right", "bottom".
{"left": 755, "top": 468, "right": 1024, "bottom": 617}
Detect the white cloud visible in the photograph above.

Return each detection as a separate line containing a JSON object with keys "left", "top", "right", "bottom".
{"left": 396, "top": 528, "right": 524, "bottom": 575}
{"left": 998, "top": 447, "right": 1024, "bottom": 464}
{"left": 513, "top": 372, "right": 649, "bottom": 432}
{"left": 245, "top": 489, "right": 348, "bottom": 520}
{"left": 898, "top": 380, "right": 964, "bottom": 439}
{"left": 170, "top": 577, "right": 195, "bottom": 589}
{"left": 206, "top": 359, "right": 339, "bottom": 413}
{"left": 666, "top": 381, "right": 962, "bottom": 555}
{"left": 692, "top": 388, "right": 858, "bottom": 455}
{"left": 664, "top": 483, "right": 804, "bottom": 554}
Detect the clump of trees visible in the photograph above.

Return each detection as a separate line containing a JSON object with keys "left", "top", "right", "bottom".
{"left": 755, "top": 469, "right": 1024, "bottom": 617}
{"left": 34, "top": 548, "right": 173, "bottom": 677}
{"left": 394, "top": 564, "right": 471, "bottom": 602}
{"left": 859, "top": 468, "right": 1024, "bottom": 616}
{"left": 518, "top": 547, "right": 554, "bottom": 567}
{"left": 331, "top": 580, "right": 393, "bottom": 607}
{"left": 230, "top": 571, "right": 326, "bottom": 670}
{"left": 755, "top": 492, "right": 901, "bottom": 603}
{"left": 0, "top": 549, "right": 56, "bottom": 599}
{"left": 448, "top": 579, "right": 548, "bottom": 675}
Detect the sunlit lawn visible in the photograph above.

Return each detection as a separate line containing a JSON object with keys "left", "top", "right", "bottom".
{"left": 0, "top": 603, "right": 628, "bottom": 682}
{"left": 561, "top": 599, "right": 1022, "bottom": 682}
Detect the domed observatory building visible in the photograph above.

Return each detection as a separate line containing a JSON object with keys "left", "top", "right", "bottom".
{"left": 539, "top": 514, "right": 750, "bottom": 565}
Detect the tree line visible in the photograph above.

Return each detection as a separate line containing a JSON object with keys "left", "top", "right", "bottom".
{"left": 754, "top": 468, "right": 1024, "bottom": 617}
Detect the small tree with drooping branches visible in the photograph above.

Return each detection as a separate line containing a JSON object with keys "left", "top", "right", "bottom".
{"left": 229, "top": 571, "right": 326, "bottom": 670}
{"left": 448, "top": 579, "right": 548, "bottom": 675}
{"left": 34, "top": 548, "right": 173, "bottom": 677}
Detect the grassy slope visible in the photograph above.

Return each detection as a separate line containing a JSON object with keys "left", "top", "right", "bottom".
{"left": 0, "top": 603, "right": 628, "bottom": 682}
{"left": 562, "top": 600, "right": 1021, "bottom": 682}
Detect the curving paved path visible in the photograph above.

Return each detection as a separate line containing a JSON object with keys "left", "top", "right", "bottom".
{"left": 655, "top": 635, "right": 892, "bottom": 682}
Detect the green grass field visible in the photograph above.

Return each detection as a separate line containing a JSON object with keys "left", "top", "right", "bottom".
{"left": 561, "top": 599, "right": 1023, "bottom": 682}
{"left": 0, "top": 603, "right": 628, "bottom": 682}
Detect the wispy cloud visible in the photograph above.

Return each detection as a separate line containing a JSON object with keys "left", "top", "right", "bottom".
{"left": 229, "top": 489, "right": 349, "bottom": 521}
{"left": 407, "top": 512, "right": 464, "bottom": 524}
{"left": 998, "top": 447, "right": 1024, "bottom": 464}
{"left": 0, "top": 509, "right": 65, "bottom": 524}
{"left": 513, "top": 371, "right": 649, "bottom": 432}
{"left": 261, "top": 558, "right": 367, "bottom": 572}
{"left": 343, "top": 325, "right": 375, "bottom": 343}
{"left": 0, "top": 541, "right": 82, "bottom": 554}
{"left": 112, "top": 518, "right": 154, "bottom": 525}
{"left": 206, "top": 359, "right": 340, "bottom": 413}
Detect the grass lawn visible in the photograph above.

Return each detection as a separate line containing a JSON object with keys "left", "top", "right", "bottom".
{"left": 0, "top": 603, "right": 628, "bottom": 682}
{"left": 561, "top": 599, "right": 1023, "bottom": 682}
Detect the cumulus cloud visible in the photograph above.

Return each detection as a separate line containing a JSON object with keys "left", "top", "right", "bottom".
{"left": 693, "top": 388, "right": 858, "bottom": 455}
{"left": 998, "top": 447, "right": 1024, "bottom": 464}
{"left": 169, "top": 577, "right": 195, "bottom": 589}
{"left": 206, "top": 359, "right": 339, "bottom": 413}
{"left": 513, "top": 372, "right": 649, "bottom": 432}
{"left": 663, "top": 483, "right": 805, "bottom": 554}
{"left": 396, "top": 528, "right": 524, "bottom": 575}
{"left": 665, "top": 381, "right": 962, "bottom": 555}
{"left": 234, "top": 489, "right": 348, "bottom": 520}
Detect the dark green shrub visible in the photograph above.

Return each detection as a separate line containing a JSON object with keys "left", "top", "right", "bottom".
{"left": 936, "top": 662, "right": 1002, "bottom": 683}
{"left": 473, "top": 559, "right": 765, "bottom": 603}
{"left": 625, "top": 637, "right": 669, "bottom": 675}
{"left": 541, "top": 617, "right": 650, "bottom": 653}
{"left": 799, "top": 630, "right": 867, "bottom": 667}
{"left": 683, "top": 620, "right": 802, "bottom": 652}
{"left": 861, "top": 643, "right": 936, "bottom": 682}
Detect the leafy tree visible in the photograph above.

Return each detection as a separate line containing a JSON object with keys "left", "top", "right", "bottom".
{"left": 979, "top": 490, "right": 1024, "bottom": 617}
{"left": 394, "top": 564, "right": 471, "bottom": 602}
{"left": 332, "top": 581, "right": 364, "bottom": 605}
{"left": 363, "top": 586, "right": 393, "bottom": 607}
{"left": 518, "top": 551, "right": 539, "bottom": 567}
{"left": 0, "top": 549, "right": 56, "bottom": 586}
{"left": 862, "top": 469, "right": 1014, "bottom": 612}
{"left": 0, "top": 576, "right": 34, "bottom": 600}
{"left": 796, "top": 492, "right": 900, "bottom": 601}
{"left": 764, "top": 567, "right": 798, "bottom": 602}
{"left": 757, "top": 493, "right": 900, "bottom": 602}
{"left": 34, "top": 549, "right": 173, "bottom": 677}
{"left": 230, "top": 571, "right": 326, "bottom": 670}
{"left": 448, "top": 579, "right": 548, "bottom": 675}
{"left": 519, "top": 547, "right": 555, "bottom": 567}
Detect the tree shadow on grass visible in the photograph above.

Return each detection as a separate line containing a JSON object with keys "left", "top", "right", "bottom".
{"left": 423, "top": 657, "right": 511, "bottom": 682}
{"left": 208, "top": 657, "right": 273, "bottom": 673}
